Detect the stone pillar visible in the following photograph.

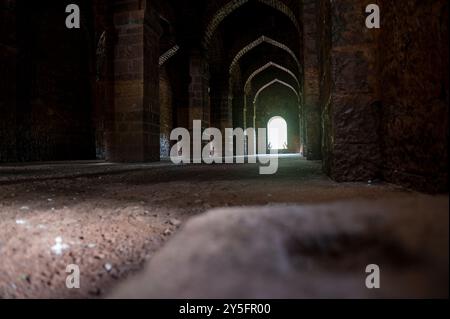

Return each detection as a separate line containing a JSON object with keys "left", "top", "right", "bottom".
{"left": 243, "top": 91, "right": 256, "bottom": 155}
{"left": 93, "top": 0, "right": 115, "bottom": 160}
{"left": 244, "top": 92, "right": 255, "bottom": 129}
{"left": 303, "top": 0, "right": 322, "bottom": 160}
{"left": 232, "top": 90, "right": 245, "bottom": 129}
{"left": 321, "top": 0, "right": 381, "bottom": 181}
{"left": 108, "top": 0, "right": 161, "bottom": 162}
{"left": 220, "top": 91, "right": 233, "bottom": 132}
{"left": 246, "top": 89, "right": 258, "bottom": 155}
{"left": 185, "top": 48, "right": 210, "bottom": 160}
{"left": 378, "top": 0, "right": 448, "bottom": 192}
{"left": 210, "top": 74, "right": 233, "bottom": 157}
{"left": 210, "top": 72, "right": 232, "bottom": 128}
{"left": 188, "top": 49, "right": 210, "bottom": 130}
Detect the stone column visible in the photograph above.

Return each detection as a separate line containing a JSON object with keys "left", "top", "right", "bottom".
{"left": 188, "top": 49, "right": 210, "bottom": 129}
{"left": 232, "top": 90, "right": 245, "bottom": 129}
{"left": 210, "top": 74, "right": 233, "bottom": 157}
{"left": 244, "top": 91, "right": 255, "bottom": 129}
{"left": 303, "top": 0, "right": 322, "bottom": 160}
{"left": 108, "top": 0, "right": 162, "bottom": 162}
{"left": 93, "top": 0, "right": 115, "bottom": 160}
{"left": 321, "top": 0, "right": 381, "bottom": 181}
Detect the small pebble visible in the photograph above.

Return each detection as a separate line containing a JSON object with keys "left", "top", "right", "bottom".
{"left": 169, "top": 218, "right": 181, "bottom": 227}
{"left": 104, "top": 263, "right": 113, "bottom": 272}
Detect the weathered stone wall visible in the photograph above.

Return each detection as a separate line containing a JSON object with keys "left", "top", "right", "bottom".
{"left": 189, "top": 50, "right": 210, "bottom": 129}
{"left": 210, "top": 72, "right": 232, "bottom": 132}
{"left": 93, "top": 0, "right": 115, "bottom": 160}
{"left": 232, "top": 90, "right": 245, "bottom": 130}
{"left": 302, "top": 0, "right": 322, "bottom": 160}
{"left": 0, "top": 0, "right": 17, "bottom": 162}
{"left": 199, "top": 0, "right": 448, "bottom": 193}
{"left": 8, "top": 1, "right": 96, "bottom": 162}
{"left": 320, "top": 0, "right": 381, "bottom": 182}
{"left": 143, "top": 8, "right": 162, "bottom": 162}
{"left": 319, "top": 0, "right": 448, "bottom": 192}
{"left": 379, "top": 0, "right": 449, "bottom": 193}
{"left": 317, "top": 0, "right": 332, "bottom": 173}
{"left": 109, "top": 0, "right": 161, "bottom": 162}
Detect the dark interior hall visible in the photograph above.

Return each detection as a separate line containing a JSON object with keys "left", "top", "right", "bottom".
{"left": 0, "top": 0, "right": 448, "bottom": 299}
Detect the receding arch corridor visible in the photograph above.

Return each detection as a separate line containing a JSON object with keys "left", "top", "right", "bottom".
{"left": 0, "top": 0, "right": 448, "bottom": 300}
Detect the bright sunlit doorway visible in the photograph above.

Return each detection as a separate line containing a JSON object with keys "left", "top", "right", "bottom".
{"left": 267, "top": 116, "right": 288, "bottom": 150}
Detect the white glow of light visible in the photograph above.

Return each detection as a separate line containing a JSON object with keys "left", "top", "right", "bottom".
{"left": 51, "top": 237, "right": 70, "bottom": 255}
{"left": 268, "top": 116, "right": 288, "bottom": 150}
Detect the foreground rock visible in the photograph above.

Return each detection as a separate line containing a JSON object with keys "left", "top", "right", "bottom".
{"left": 110, "top": 196, "right": 449, "bottom": 299}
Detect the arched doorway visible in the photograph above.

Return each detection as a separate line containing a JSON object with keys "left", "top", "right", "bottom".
{"left": 267, "top": 116, "right": 288, "bottom": 150}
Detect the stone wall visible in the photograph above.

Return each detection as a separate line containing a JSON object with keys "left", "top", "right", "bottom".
{"left": 189, "top": 50, "right": 210, "bottom": 129}
{"left": 302, "top": 0, "right": 322, "bottom": 160}
{"left": 318, "top": 0, "right": 448, "bottom": 192}
{"left": 109, "top": 0, "right": 161, "bottom": 162}
{"left": 4, "top": 1, "right": 96, "bottom": 162}
{"left": 320, "top": 0, "right": 381, "bottom": 182}
{"left": 379, "top": 0, "right": 449, "bottom": 193}
{"left": 317, "top": 0, "right": 332, "bottom": 174}
{"left": 93, "top": 0, "right": 115, "bottom": 160}
{"left": 0, "top": 0, "right": 17, "bottom": 162}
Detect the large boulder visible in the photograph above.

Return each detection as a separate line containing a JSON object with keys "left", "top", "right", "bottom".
{"left": 110, "top": 196, "right": 449, "bottom": 298}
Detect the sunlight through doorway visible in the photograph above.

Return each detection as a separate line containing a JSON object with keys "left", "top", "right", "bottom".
{"left": 267, "top": 116, "right": 288, "bottom": 150}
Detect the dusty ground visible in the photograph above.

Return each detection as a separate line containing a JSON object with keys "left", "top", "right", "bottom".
{"left": 0, "top": 156, "right": 434, "bottom": 298}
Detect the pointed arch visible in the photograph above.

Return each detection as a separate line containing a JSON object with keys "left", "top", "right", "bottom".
{"left": 159, "top": 45, "right": 180, "bottom": 66}
{"left": 229, "top": 36, "right": 300, "bottom": 75}
{"left": 245, "top": 61, "right": 299, "bottom": 91}
{"left": 204, "top": 0, "right": 300, "bottom": 47}
{"left": 253, "top": 79, "right": 299, "bottom": 104}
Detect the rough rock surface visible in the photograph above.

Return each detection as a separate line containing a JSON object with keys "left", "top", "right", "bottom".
{"left": 110, "top": 196, "right": 448, "bottom": 299}
{"left": 379, "top": 0, "right": 449, "bottom": 193}
{"left": 319, "top": 0, "right": 448, "bottom": 192}
{"left": 2, "top": 157, "right": 419, "bottom": 299}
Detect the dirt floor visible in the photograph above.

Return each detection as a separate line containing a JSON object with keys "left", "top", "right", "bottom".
{"left": 0, "top": 156, "right": 431, "bottom": 298}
